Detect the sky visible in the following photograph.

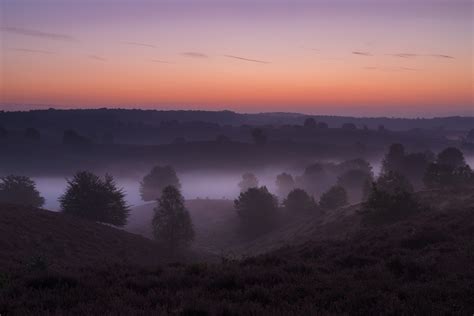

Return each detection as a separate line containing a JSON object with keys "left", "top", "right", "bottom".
{"left": 0, "top": 0, "right": 472, "bottom": 117}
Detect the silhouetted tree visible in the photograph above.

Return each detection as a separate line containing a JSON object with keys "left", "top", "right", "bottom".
{"left": 234, "top": 186, "right": 278, "bottom": 235}
{"left": 24, "top": 128, "right": 40, "bottom": 142}
{"left": 283, "top": 188, "right": 317, "bottom": 213}
{"left": 275, "top": 172, "right": 295, "bottom": 198}
{"left": 140, "top": 166, "right": 181, "bottom": 201}
{"left": 251, "top": 128, "right": 267, "bottom": 146}
{"left": 361, "top": 183, "right": 426, "bottom": 224}
{"left": 337, "top": 169, "right": 373, "bottom": 203}
{"left": 59, "top": 171, "right": 129, "bottom": 226}
{"left": 381, "top": 143, "right": 405, "bottom": 174}
{"left": 304, "top": 117, "right": 317, "bottom": 128}
{"left": 319, "top": 185, "right": 348, "bottom": 210}
{"left": 62, "top": 130, "right": 91, "bottom": 145}
{"left": 238, "top": 173, "right": 259, "bottom": 192}
{"left": 0, "top": 175, "right": 44, "bottom": 207}
{"left": 436, "top": 147, "right": 466, "bottom": 168}
{"left": 423, "top": 163, "right": 473, "bottom": 189}
{"left": 376, "top": 171, "right": 414, "bottom": 194}
{"left": 152, "top": 186, "right": 194, "bottom": 249}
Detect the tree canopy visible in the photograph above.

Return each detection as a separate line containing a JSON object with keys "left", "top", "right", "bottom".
{"left": 59, "top": 171, "right": 129, "bottom": 226}
{"left": 152, "top": 186, "right": 194, "bottom": 249}
{"left": 0, "top": 175, "right": 45, "bottom": 208}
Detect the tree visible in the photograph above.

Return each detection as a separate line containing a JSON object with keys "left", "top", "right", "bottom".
{"left": 402, "top": 153, "right": 430, "bottom": 188}
{"left": 423, "top": 163, "right": 473, "bottom": 189}
{"left": 283, "top": 188, "right": 317, "bottom": 213}
{"left": 381, "top": 143, "right": 405, "bottom": 174}
{"left": 216, "top": 134, "right": 231, "bottom": 143}
{"left": 238, "top": 173, "right": 259, "bottom": 192}
{"left": 234, "top": 186, "right": 278, "bottom": 235}
{"left": 319, "top": 185, "right": 348, "bottom": 210}
{"left": 361, "top": 183, "right": 426, "bottom": 224}
{"left": 376, "top": 171, "right": 414, "bottom": 194}
{"left": 0, "top": 175, "right": 45, "bottom": 207}
{"left": 24, "top": 128, "right": 40, "bottom": 142}
{"left": 152, "top": 186, "right": 194, "bottom": 249}
{"left": 436, "top": 147, "right": 466, "bottom": 168}
{"left": 337, "top": 169, "right": 373, "bottom": 203}
{"left": 59, "top": 171, "right": 129, "bottom": 226}
{"left": 303, "top": 118, "right": 317, "bottom": 128}
{"left": 251, "top": 128, "right": 267, "bottom": 146}
{"left": 140, "top": 166, "right": 181, "bottom": 201}
{"left": 275, "top": 172, "right": 295, "bottom": 198}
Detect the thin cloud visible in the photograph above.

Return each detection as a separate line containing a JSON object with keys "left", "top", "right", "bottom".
{"left": 181, "top": 52, "right": 208, "bottom": 58}
{"left": 124, "top": 41, "right": 156, "bottom": 48}
{"left": 223, "top": 55, "right": 270, "bottom": 64}
{"left": 151, "top": 59, "right": 174, "bottom": 64}
{"left": 389, "top": 53, "right": 419, "bottom": 58}
{"left": 363, "top": 66, "right": 422, "bottom": 72}
{"left": 1, "top": 26, "right": 76, "bottom": 41}
{"left": 352, "top": 51, "right": 372, "bottom": 56}
{"left": 11, "top": 48, "right": 55, "bottom": 54}
{"left": 400, "top": 67, "right": 421, "bottom": 71}
{"left": 430, "top": 54, "right": 454, "bottom": 59}
{"left": 88, "top": 55, "right": 106, "bottom": 61}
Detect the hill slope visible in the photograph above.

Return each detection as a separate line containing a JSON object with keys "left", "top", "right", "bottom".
{"left": 0, "top": 204, "right": 193, "bottom": 272}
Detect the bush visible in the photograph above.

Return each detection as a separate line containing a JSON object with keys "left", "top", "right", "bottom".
{"left": 361, "top": 184, "right": 426, "bottom": 224}
{"left": 0, "top": 175, "right": 45, "bottom": 207}
{"left": 319, "top": 186, "right": 348, "bottom": 210}
{"left": 283, "top": 189, "right": 317, "bottom": 213}
{"left": 140, "top": 166, "right": 181, "bottom": 201}
{"left": 234, "top": 186, "right": 278, "bottom": 235}
{"left": 152, "top": 186, "right": 194, "bottom": 249}
{"left": 59, "top": 171, "right": 129, "bottom": 226}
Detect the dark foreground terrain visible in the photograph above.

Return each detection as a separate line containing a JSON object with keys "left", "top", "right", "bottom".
{"left": 1, "top": 190, "right": 474, "bottom": 315}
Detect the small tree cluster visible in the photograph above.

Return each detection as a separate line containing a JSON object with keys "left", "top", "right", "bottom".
{"left": 283, "top": 188, "right": 317, "bottom": 213}
{"left": 238, "top": 173, "right": 259, "bottom": 192}
{"left": 59, "top": 171, "right": 129, "bottom": 226}
{"left": 152, "top": 186, "right": 194, "bottom": 249}
{"left": 0, "top": 175, "right": 45, "bottom": 207}
{"left": 234, "top": 186, "right": 278, "bottom": 235}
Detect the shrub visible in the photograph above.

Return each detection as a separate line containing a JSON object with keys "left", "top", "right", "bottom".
{"left": 234, "top": 186, "right": 278, "bottom": 235}
{"left": 140, "top": 166, "right": 181, "bottom": 201}
{"left": 319, "top": 186, "right": 348, "bottom": 210}
{"left": 0, "top": 175, "right": 45, "bottom": 207}
{"left": 283, "top": 189, "right": 317, "bottom": 213}
{"left": 59, "top": 171, "right": 129, "bottom": 226}
{"left": 361, "top": 184, "right": 426, "bottom": 224}
{"left": 152, "top": 186, "right": 194, "bottom": 249}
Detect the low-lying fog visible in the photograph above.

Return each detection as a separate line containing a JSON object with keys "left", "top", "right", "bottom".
{"left": 34, "top": 170, "right": 289, "bottom": 211}
{"left": 32, "top": 157, "right": 474, "bottom": 211}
